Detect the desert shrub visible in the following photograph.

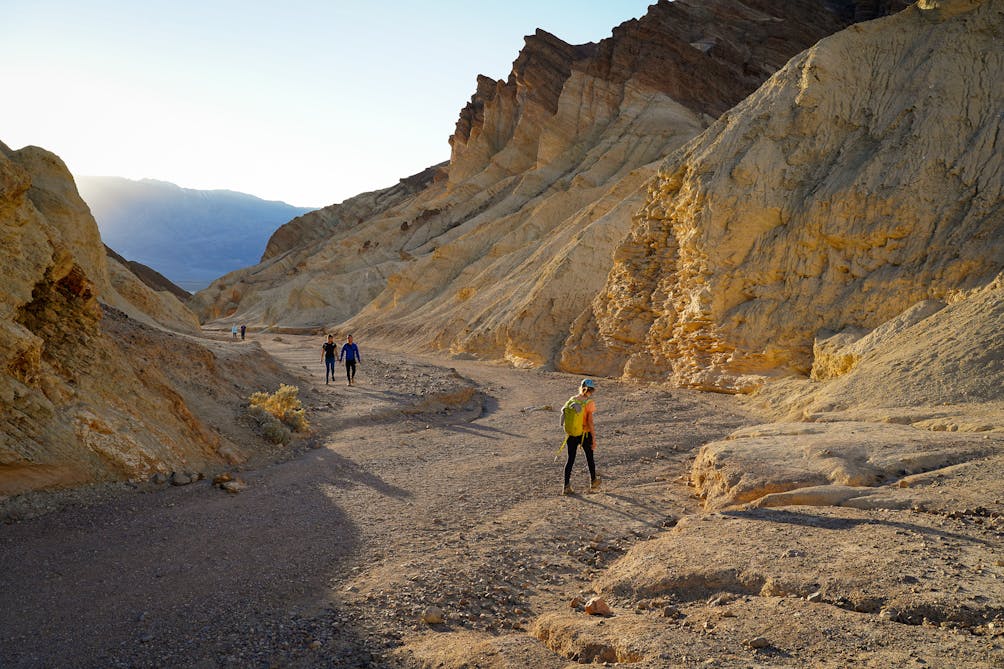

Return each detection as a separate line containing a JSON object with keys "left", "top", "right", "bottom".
{"left": 247, "top": 405, "right": 291, "bottom": 445}
{"left": 248, "top": 384, "right": 309, "bottom": 435}
{"left": 261, "top": 420, "right": 292, "bottom": 445}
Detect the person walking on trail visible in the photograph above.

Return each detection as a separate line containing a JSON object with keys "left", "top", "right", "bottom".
{"left": 560, "top": 378, "right": 599, "bottom": 495}
{"left": 231, "top": 324, "right": 238, "bottom": 340}
{"left": 322, "top": 334, "right": 338, "bottom": 385}
{"left": 339, "top": 334, "right": 361, "bottom": 386}
{"left": 240, "top": 324, "right": 246, "bottom": 341}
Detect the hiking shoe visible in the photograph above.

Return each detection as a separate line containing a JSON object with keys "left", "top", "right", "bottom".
{"left": 590, "top": 477, "right": 601, "bottom": 491}
{"left": 562, "top": 484, "right": 574, "bottom": 496}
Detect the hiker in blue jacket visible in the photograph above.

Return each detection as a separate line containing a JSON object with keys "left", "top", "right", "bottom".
{"left": 339, "top": 334, "right": 361, "bottom": 386}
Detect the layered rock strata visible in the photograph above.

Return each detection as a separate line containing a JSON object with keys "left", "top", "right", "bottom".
{"left": 562, "top": 0, "right": 1004, "bottom": 391}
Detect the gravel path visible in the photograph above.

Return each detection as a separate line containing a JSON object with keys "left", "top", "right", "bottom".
{"left": 0, "top": 335, "right": 749, "bottom": 667}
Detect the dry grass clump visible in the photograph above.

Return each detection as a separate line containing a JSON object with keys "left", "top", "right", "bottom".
{"left": 248, "top": 384, "right": 309, "bottom": 444}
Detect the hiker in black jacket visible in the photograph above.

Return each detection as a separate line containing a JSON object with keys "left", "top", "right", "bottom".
{"left": 322, "top": 335, "right": 337, "bottom": 384}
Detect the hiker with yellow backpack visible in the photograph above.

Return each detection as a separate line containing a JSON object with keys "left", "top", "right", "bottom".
{"left": 559, "top": 378, "right": 599, "bottom": 495}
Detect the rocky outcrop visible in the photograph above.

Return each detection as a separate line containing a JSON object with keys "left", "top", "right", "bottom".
{"left": 195, "top": 1, "right": 855, "bottom": 370}
{"left": 0, "top": 142, "right": 284, "bottom": 495}
{"left": 259, "top": 163, "right": 447, "bottom": 263}
{"left": 562, "top": 0, "right": 1004, "bottom": 391}
{"left": 448, "top": 0, "right": 858, "bottom": 187}
{"left": 691, "top": 421, "right": 994, "bottom": 510}
{"left": 752, "top": 272, "right": 1004, "bottom": 425}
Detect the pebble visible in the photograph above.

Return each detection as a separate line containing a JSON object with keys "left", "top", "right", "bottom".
{"left": 421, "top": 606, "right": 445, "bottom": 624}
{"left": 585, "top": 597, "right": 612, "bottom": 616}
{"left": 212, "top": 472, "right": 234, "bottom": 485}
{"left": 661, "top": 606, "right": 683, "bottom": 619}
{"left": 747, "top": 636, "right": 771, "bottom": 649}
{"left": 169, "top": 472, "right": 192, "bottom": 486}
{"left": 221, "top": 480, "right": 248, "bottom": 494}
{"left": 708, "top": 594, "right": 733, "bottom": 607}
{"left": 878, "top": 608, "right": 901, "bottom": 622}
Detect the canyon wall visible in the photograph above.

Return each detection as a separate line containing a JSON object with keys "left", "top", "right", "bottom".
{"left": 0, "top": 142, "right": 283, "bottom": 495}
{"left": 561, "top": 0, "right": 1003, "bottom": 391}
{"left": 193, "top": 0, "right": 855, "bottom": 370}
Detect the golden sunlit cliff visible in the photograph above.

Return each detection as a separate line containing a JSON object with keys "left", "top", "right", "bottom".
{"left": 561, "top": 0, "right": 1003, "bottom": 392}
{"left": 0, "top": 142, "right": 287, "bottom": 495}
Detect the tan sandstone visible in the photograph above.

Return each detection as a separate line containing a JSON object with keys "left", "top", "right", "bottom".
{"left": 1, "top": 142, "right": 288, "bottom": 495}
{"left": 562, "top": 0, "right": 1003, "bottom": 392}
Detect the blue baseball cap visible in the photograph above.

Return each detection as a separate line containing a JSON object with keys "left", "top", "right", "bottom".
{"left": 581, "top": 378, "right": 596, "bottom": 389}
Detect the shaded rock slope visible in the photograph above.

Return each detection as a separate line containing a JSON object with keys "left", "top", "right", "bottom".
{"left": 191, "top": 0, "right": 856, "bottom": 369}
{"left": 0, "top": 142, "right": 289, "bottom": 495}
{"left": 104, "top": 244, "right": 193, "bottom": 302}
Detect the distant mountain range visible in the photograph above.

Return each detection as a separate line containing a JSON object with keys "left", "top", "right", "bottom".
{"left": 76, "top": 176, "right": 314, "bottom": 291}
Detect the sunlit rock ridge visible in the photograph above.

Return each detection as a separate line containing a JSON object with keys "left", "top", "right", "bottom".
{"left": 191, "top": 0, "right": 857, "bottom": 368}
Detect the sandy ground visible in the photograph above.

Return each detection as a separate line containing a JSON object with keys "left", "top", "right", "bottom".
{"left": 1, "top": 333, "right": 1000, "bottom": 668}
{"left": 0, "top": 334, "right": 745, "bottom": 667}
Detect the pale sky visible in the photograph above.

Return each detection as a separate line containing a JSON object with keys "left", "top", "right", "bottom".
{"left": 2, "top": 1, "right": 653, "bottom": 208}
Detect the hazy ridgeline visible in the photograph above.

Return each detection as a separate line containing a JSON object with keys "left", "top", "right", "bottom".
{"left": 77, "top": 176, "right": 313, "bottom": 291}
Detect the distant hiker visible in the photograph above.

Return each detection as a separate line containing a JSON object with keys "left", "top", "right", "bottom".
{"left": 240, "top": 324, "right": 246, "bottom": 340}
{"left": 339, "top": 334, "right": 361, "bottom": 386}
{"left": 231, "top": 324, "right": 238, "bottom": 339}
{"left": 322, "top": 334, "right": 337, "bottom": 384}
{"left": 560, "top": 378, "right": 599, "bottom": 495}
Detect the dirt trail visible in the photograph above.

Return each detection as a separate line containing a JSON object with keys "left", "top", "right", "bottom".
{"left": 0, "top": 334, "right": 748, "bottom": 668}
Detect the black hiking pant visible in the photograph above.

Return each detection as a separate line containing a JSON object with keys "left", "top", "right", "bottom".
{"left": 345, "top": 360, "right": 356, "bottom": 383}
{"left": 564, "top": 432, "right": 596, "bottom": 486}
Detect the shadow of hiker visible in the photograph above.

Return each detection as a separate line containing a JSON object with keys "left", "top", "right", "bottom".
{"left": 479, "top": 395, "right": 500, "bottom": 417}
{"left": 572, "top": 491, "right": 673, "bottom": 527}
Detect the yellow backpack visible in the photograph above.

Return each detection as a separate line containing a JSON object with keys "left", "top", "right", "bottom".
{"left": 561, "top": 396, "right": 590, "bottom": 437}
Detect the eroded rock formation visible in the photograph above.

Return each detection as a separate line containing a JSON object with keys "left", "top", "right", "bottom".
{"left": 562, "top": 0, "right": 1003, "bottom": 391}
{"left": 1, "top": 142, "right": 283, "bottom": 495}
